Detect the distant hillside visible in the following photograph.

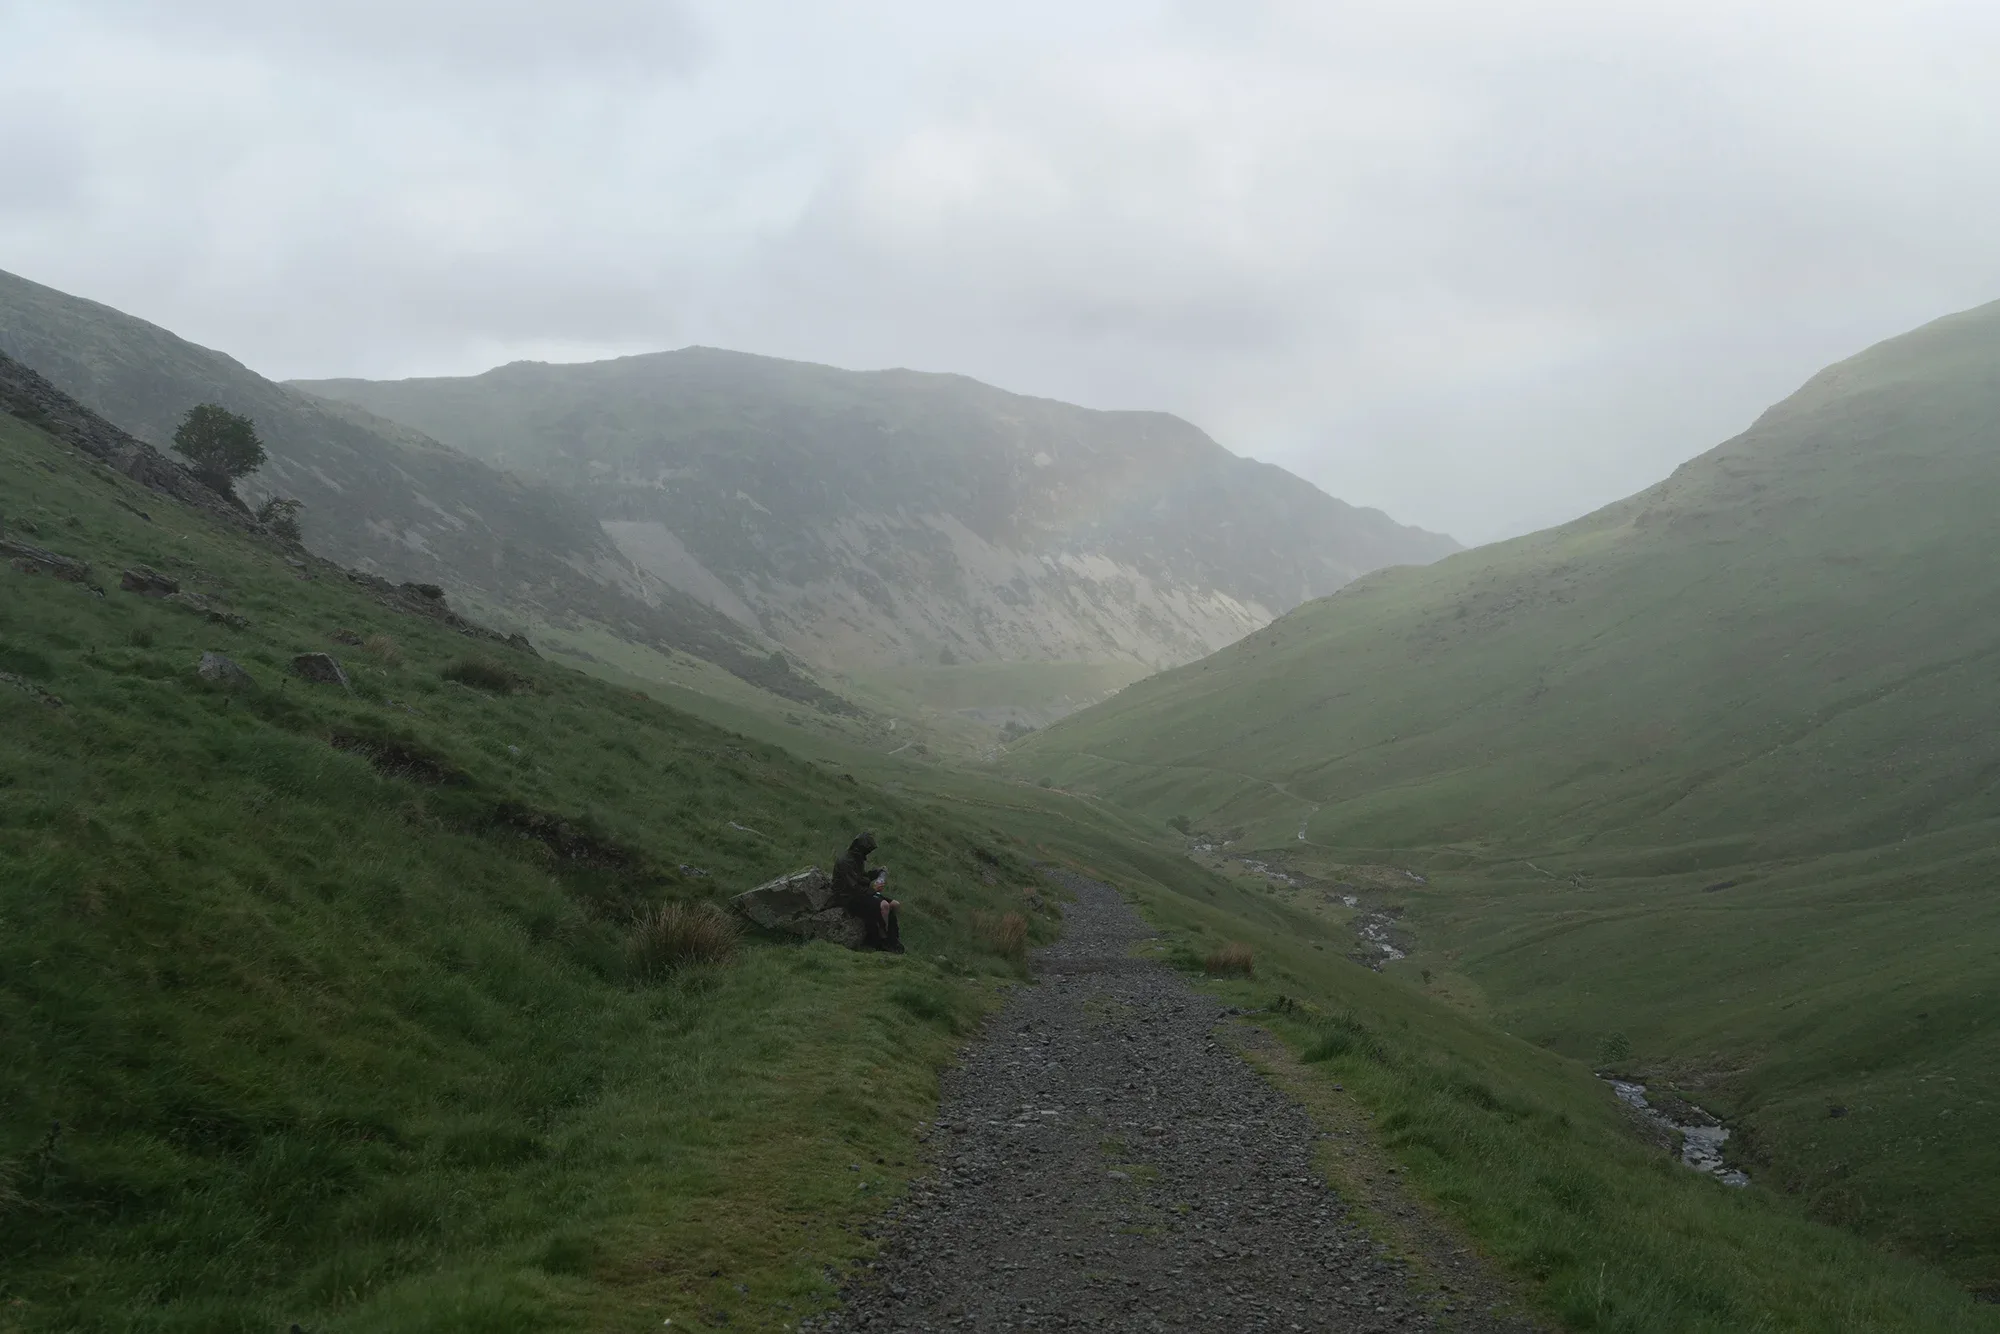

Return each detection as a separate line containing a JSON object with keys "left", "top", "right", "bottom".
{"left": 0, "top": 269, "right": 841, "bottom": 709}
{"left": 296, "top": 350, "right": 1457, "bottom": 674}
{"left": 1015, "top": 298, "right": 2000, "bottom": 853}
{"left": 1011, "top": 298, "right": 2000, "bottom": 1286}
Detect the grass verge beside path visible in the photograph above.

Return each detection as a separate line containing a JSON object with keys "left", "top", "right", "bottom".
{"left": 902, "top": 768, "right": 2000, "bottom": 1331}
{"left": 1126, "top": 873, "right": 2000, "bottom": 1332}
{"left": 0, "top": 410, "right": 1049, "bottom": 1333}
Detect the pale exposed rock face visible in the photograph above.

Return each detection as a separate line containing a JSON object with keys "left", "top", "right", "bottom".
{"left": 0, "top": 270, "right": 846, "bottom": 711}
{"left": 296, "top": 348, "right": 1460, "bottom": 675}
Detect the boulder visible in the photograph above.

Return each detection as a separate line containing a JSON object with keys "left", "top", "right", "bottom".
{"left": 196, "top": 651, "right": 254, "bottom": 689}
{"left": 290, "top": 652, "right": 350, "bottom": 689}
{"left": 121, "top": 566, "right": 179, "bottom": 596}
{"left": 804, "top": 907, "right": 867, "bottom": 949}
{"left": 730, "top": 867, "right": 867, "bottom": 947}
{"left": 732, "top": 867, "right": 834, "bottom": 927}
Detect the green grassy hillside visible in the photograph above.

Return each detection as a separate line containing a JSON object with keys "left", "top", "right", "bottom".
{"left": 1009, "top": 299, "right": 2000, "bottom": 1286}
{"left": 0, "top": 397, "right": 1052, "bottom": 1332}
{"left": 0, "top": 268, "right": 838, "bottom": 710}
{"left": 7, "top": 367, "right": 1997, "bottom": 1334}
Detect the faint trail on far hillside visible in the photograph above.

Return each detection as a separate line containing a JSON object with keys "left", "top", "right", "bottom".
{"left": 809, "top": 874, "right": 1536, "bottom": 1333}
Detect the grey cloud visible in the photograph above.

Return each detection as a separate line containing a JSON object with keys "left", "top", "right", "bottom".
{"left": 52, "top": 0, "right": 704, "bottom": 77}
{"left": 2, "top": 1, "right": 1997, "bottom": 541}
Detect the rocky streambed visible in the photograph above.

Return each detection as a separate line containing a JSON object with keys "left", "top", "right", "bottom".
{"left": 1607, "top": 1080, "right": 1749, "bottom": 1187}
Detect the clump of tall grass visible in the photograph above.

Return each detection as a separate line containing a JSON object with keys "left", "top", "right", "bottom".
{"left": 975, "top": 911, "right": 1029, "bottom": 962}
{"left": 362, "top": 633, "right": 400, "bottom": 665}
{"left": 1302, "top": 1011, "right": 1391, "bottom": 1064}
{"left": 1203, "top": 942, "right": 1254, "bottom": 976}
{"left": 627, "top": 901, "right": 739, "bottom": 980}
{"left": 442, "top": 657, "right": 524, "bottom": 694}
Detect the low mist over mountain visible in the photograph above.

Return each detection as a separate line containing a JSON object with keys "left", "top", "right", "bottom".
{"left": 1014, "top": 298, "right": 2000, "bottom": 1283}
{"left": 0, "top": 268, "right": 839, "bottom": 706}
{"left": 296, "top": 350, "right": 1457, "bottom": 674}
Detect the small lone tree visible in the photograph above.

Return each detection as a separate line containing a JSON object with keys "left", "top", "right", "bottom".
{"left": 172, "top": 404, "right": 265, "bottom": 496}
{"left": 255, "top": 495, "right": 304, "bottom": 542}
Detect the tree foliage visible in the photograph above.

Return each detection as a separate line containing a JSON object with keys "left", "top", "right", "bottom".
{"left": 255, "top": 495, "right": 304, "bottom": 542}
{"left": 172, "top": 403, "right": 266, "bottom": 493}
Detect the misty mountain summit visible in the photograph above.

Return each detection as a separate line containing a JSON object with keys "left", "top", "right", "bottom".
{"left": 296, "top": 348, "right": 1457, "bottom": 675}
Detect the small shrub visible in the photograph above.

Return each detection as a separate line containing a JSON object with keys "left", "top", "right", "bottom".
{"left": 362, "top": 633, "right": 401, "bottom": 665}
{"left": 1203, "top": 942, "right": 1254, "bottom": 976}
{"left": 443, "top": 657, "right": 523, "bottom": 694}
{"left": 627, "top": 901, "right": 738, "bottom": 980}
{"left": 976, "top": 910, "right": 1029, "bottom": 962}
{"left": 255, "top": 495, "right": 304, "bottom": 541}
{"left": 1168, "top": 814, "right": 1193, "bottom": 834}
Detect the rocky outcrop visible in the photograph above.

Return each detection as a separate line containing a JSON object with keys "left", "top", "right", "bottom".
{"left": 2, "top": 537, "right": 91, "bottom": 583}
{"left": 730, "top": 867, "right": 865, "bottom": 948}
{"left": 121, "top": 566, "right": 179, "bottom": 596}
{"left": 0, "top": 351, "right": 247, "bottom": 526}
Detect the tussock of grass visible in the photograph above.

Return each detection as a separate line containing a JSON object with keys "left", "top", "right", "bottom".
{"left": 627, "top": 900, "right": 739, "bottom": 979}
{"left": 976, "top": 910, "right": 1029, "bottom": 962}
{"left": 1303, "top": 1011, "right": 1390, "bottom": 1065}
{"left": 442, "top": 656, "right": 525, "bottom": 694}
{"left": 1203, "top": 941, "right": 1254, "bottom": 976}
{"left": 0, "top": 409, "right": 1050, "bottom": 1332}
{"left": 362, "top": 631, "right": 400, "bottom": 664}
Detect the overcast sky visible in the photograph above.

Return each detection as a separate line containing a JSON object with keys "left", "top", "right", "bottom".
{"left": 3, "top": 1, "right": 1996, "bottom": 542}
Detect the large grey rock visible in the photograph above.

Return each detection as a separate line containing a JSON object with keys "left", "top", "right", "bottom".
{"left": 731, "top": 867, "right": 866, "bottom": 947}
{"left": 290, "top": 652, "right": 349, "bottom": 688}
{"left": 196, "top": 651, "right": 253, "bottom": 688}
{"left": 732, "top": 867, "right": 833, "bottom": 927}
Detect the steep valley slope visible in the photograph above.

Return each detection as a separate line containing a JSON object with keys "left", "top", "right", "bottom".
{"left": 0, "top": 268, "right": 841, "bottom": 710}
{"left": 7, "top": 342, "right": 1997, "bottom": 1334}
{"left": 1011, "top": 297, "right": 2000, "bottom": 1288}
{"left": 294, "top": 349, "right": 1457, "bottom": 683}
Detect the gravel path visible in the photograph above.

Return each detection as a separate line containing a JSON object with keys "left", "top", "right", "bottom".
{"left": 811, "top": 872, "right": 1520, "bottom": 1333}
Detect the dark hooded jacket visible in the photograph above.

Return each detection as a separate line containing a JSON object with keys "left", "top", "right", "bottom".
{"left": 831, "top": 833, "right": 878, "bottom": 914}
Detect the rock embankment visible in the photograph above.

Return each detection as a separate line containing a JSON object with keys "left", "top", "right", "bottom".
{"left": 812, "top": 872, "right": 1529, "bottom": 1332}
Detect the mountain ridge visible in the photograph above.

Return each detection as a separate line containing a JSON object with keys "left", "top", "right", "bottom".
{"left": 0, "top": 267, "right": 848, "bottom": 709}
{"left": 295, "top": 346, "right": 1457, "bottom": 676}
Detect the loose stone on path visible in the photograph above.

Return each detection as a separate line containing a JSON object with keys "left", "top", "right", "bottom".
{"left": 810, "top": 872, "right": 1529, "bottom": 1333}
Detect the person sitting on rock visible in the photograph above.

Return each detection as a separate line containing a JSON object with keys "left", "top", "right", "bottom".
{"left": 832, "top": 831, "right": 903, "bottom": 952}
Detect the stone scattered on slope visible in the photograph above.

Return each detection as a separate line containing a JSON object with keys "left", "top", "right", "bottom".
{"left": 196, "top": 652, "right": 253, "bottom": 689}
{"left": 811, "top": 873, "right": 1533, "bottom": 1333}
{"left": 732, "top": 867, "right": 865, "bottom": 949}
{"left": 121, "top": 566, "right": 179, "bottom": 597}
{"left": 0, "top": 671, "right": 63, "bottom": 708}
{"left": 1, "top": 537, "right": 91, "bottom": 582}
{"left": 289, "top": 652, "right": 349, "bottom": 689}
{"left": 167, "top": 591, "right": 248, "bottom": 629}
